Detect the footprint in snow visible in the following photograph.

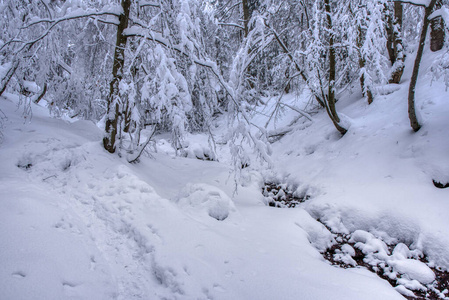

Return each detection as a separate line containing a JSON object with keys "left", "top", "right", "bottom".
{"left": 12, "top": 272, "right": 26, "bottom": 278}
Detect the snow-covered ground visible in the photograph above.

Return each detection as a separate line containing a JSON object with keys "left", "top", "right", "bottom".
{"left": 1, "top": 51, "right": 449, "bottom": 300}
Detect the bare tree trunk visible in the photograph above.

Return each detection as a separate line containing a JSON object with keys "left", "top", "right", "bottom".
{"left": 242, "top": 0, "right": 250, "bottom": 38}
{"left": 430, "top": 0, "right": 444, "bottom": 52}
{"left": 266, "top": 15, "right": 345, "bottom": 134}
{"left": 324, "top": 0, "right": 346, "bottom": 135}
{"left": 325, "top": 0, "right": 337, "bottom": 121}
{"left": 357, "top": 25, "right": 374, "bottom": 104}
{"left": 386, "top": 10, "right": 395, "bottom": 65}
{"left": 408, "top": 0, "right": 438, "bottom": 132}
{"left": 103, "top": 0, "right": 131, "bottom": 153}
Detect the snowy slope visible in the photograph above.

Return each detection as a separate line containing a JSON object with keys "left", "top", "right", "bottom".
{"left": 262, "top": 48, "right": 449, "bottom": 272}
{"left": 2, "top": 45, "right": 449, "bottom": 299}
{"left": 0, "top": 97, "right": 408, "bottom": 299}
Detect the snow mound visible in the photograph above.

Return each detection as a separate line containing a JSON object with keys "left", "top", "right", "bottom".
{"left": 181, "top": 142, "right": 217, "bottom": 161}
{"left": 176, "top": 184, "right": 236, "bottom": 220}
{"left": 389, "top": 259, "right": 435, "bottom": 285}
{"left": 375, "top": 84, "right": 401, "bottom": 95}
{"left": 350, "top": 230, "right": 390, "bottom": 260}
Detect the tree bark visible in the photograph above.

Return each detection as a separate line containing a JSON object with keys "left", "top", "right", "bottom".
{"left": 408, "top": 0, "right": 438, "bottom": 132}
{"left": 103, "top": 0, "right": 131, "bottom": 153}
{"left": 242, "top": 0, "right": 250, "bottom": 37}
{"left": 325, "top": 0, "right": 337, "bottom": 121}
{"left": 430, "top": 0, "right": 444, "bottom": 52}
{"left": 389, "top": 2, "right": 405, "bottom": 83}
{"left": 324, "top": 0, "right": 346, "bottom": 135}
{"left": 386, "top": 7, "right": 396, "bottom": 65}
{"left": 33, "top": 83, "right": 47, "bottom": 104}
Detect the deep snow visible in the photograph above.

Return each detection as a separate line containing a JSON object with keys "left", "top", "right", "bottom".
{"left": 1, "top": 47, "right": 449, "bottom": 300}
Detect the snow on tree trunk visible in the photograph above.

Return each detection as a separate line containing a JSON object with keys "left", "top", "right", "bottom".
{"left": 430, "top": 0, "right": 445, "bottom": 52}
{"left": 103, "top": 0, "right": 131, "bottom": 154}
{"left": 389, "top": 2, "right": 405, "bottom": 84}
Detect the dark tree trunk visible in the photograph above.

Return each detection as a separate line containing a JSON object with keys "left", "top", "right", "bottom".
{"left": 388, "top": 2, "right": 405, "bottom": 84}
{"left": 324, "top": 0, "right": 346, "bottom": 135}
{"left": 386, "top": 9, "right": 396, "bottom": 65}
{"left": 325, "top": 0, "right": 337, "bottom": 121}
{"left": 0, "top": 60, "right": 19, "bottom": 98}
{"left": 242, "top": 0, "right": 260, "bottom": 37}
{"left": 103, "top": 0, "right": 131, "bottom": 153}
{"left": 242, "top": 0, "right": 250, "bottom": 38}
{"left": 33, "top": 83, "right": 47, "bottom": 104}
{"left": 408, "top": 0, "right": 438, "bottom": 132}
{"left": 430, "top": 0, "right": 445, "bottom": 52}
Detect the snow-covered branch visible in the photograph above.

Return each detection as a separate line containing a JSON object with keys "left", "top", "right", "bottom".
{"left": 218, "top": 22, "right": 245, "bottom": 30}
{"left": 138, "top": 1, "right": 160, "bottom": 8}
{"left": 23, "top": 7, "right": 122, "bottom": 28}
{"left": 1, "top": 9, "right": 121, "bottom": 53}
{"left": 394, "top": 0, "right": 429, "bottom": 7}
{"left": 429, "top": 6, "right": 449, "bottom": 24}
{"left": 125, "top": 26, "right": 272, "bottom": 165}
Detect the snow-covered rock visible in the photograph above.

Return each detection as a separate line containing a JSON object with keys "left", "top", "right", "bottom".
{"left": 390, "top": 259, "right": 435, "bottom": 285}
{"left": 176, "top": 183, "right": 236, "bottom": 220}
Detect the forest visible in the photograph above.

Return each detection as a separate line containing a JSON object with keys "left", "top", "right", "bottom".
{"left": 2, "top": 0, "right": 448, "bottom": 161}
{"left": 1, "top": 1, "right": 449, "bottom": 299}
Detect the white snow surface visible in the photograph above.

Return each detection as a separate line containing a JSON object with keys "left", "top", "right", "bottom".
{"left": 264, "top": 49, "right": 449, "bottom": 272}
{"left": 0, "top": 103, "right": 408, "bottom": 300}
{"left": 1, "top": 48, "right": 449, "bottom": 299}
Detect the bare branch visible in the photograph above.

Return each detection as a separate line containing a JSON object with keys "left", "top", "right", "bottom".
{"left": 139, "top": 1, "right": 160, "bottom": 8}
{"left": 39, "top": 0, "right": 53, "bottom": 19}
{"left": 0, "top": 60, "right": 19, "bottom": 98}
{"left": 393, "top": 0, "right": 428, "bottom": 7}
{"left": 218, "top": 22, "right": 245, "bottom": 30}
{"left": 33, "top": 83, "right": 47, "bottom": 104}
{"left": 0, "top": 10, "right": 120, "bottom": 53}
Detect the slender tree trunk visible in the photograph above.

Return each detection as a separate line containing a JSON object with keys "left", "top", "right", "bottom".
{"left": 0, "top": 60, "right": 19, "bottom": 98}
{"left": 389, "top": 2, "right": 405, "bottom": 83}
{"left": 430, "top": 0, "right": 444, "bottom": 52}
{"left": 33, "top": 83, "right": 47, "bottom": 104}
{"left": 357, "top": 25, "right": 374, "bottom": 104}
{"left": 324, "top": 0, "right": 346, "bottom": 135}
{"left": 103, "top": 0, "right": 131, "bottom": 153}
{"left": 408, "top": 0, "right": 437, "bottom": 132}
{"left": 242, "top": 0, "right": 250, "bottom": 38}
{"left": 325, "top": 0, "right": 337, "bottom": 121}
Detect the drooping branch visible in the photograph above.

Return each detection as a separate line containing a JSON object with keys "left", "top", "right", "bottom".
{"left": 394, "top": 0, "right": 428, "bottom": 7}
{"left": 0, "top": 61, "right": 19, "bottom": 98}
{"left": 264, "top": 19, "right": 346, "bottom": 135}
{"left": 125, "top": 28, "right": 273, "bottom": 165}
{"left": 218, "top": 22, "right": 245, "bottom": 30}
{"left": 21, "top": 8, "right": 121, "bottom": 28}
{"left": 0, "top": 9, "right": 121, "bottom": 53}
{"left": 138, "top": 1, "right": 160, "bottom": 8}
